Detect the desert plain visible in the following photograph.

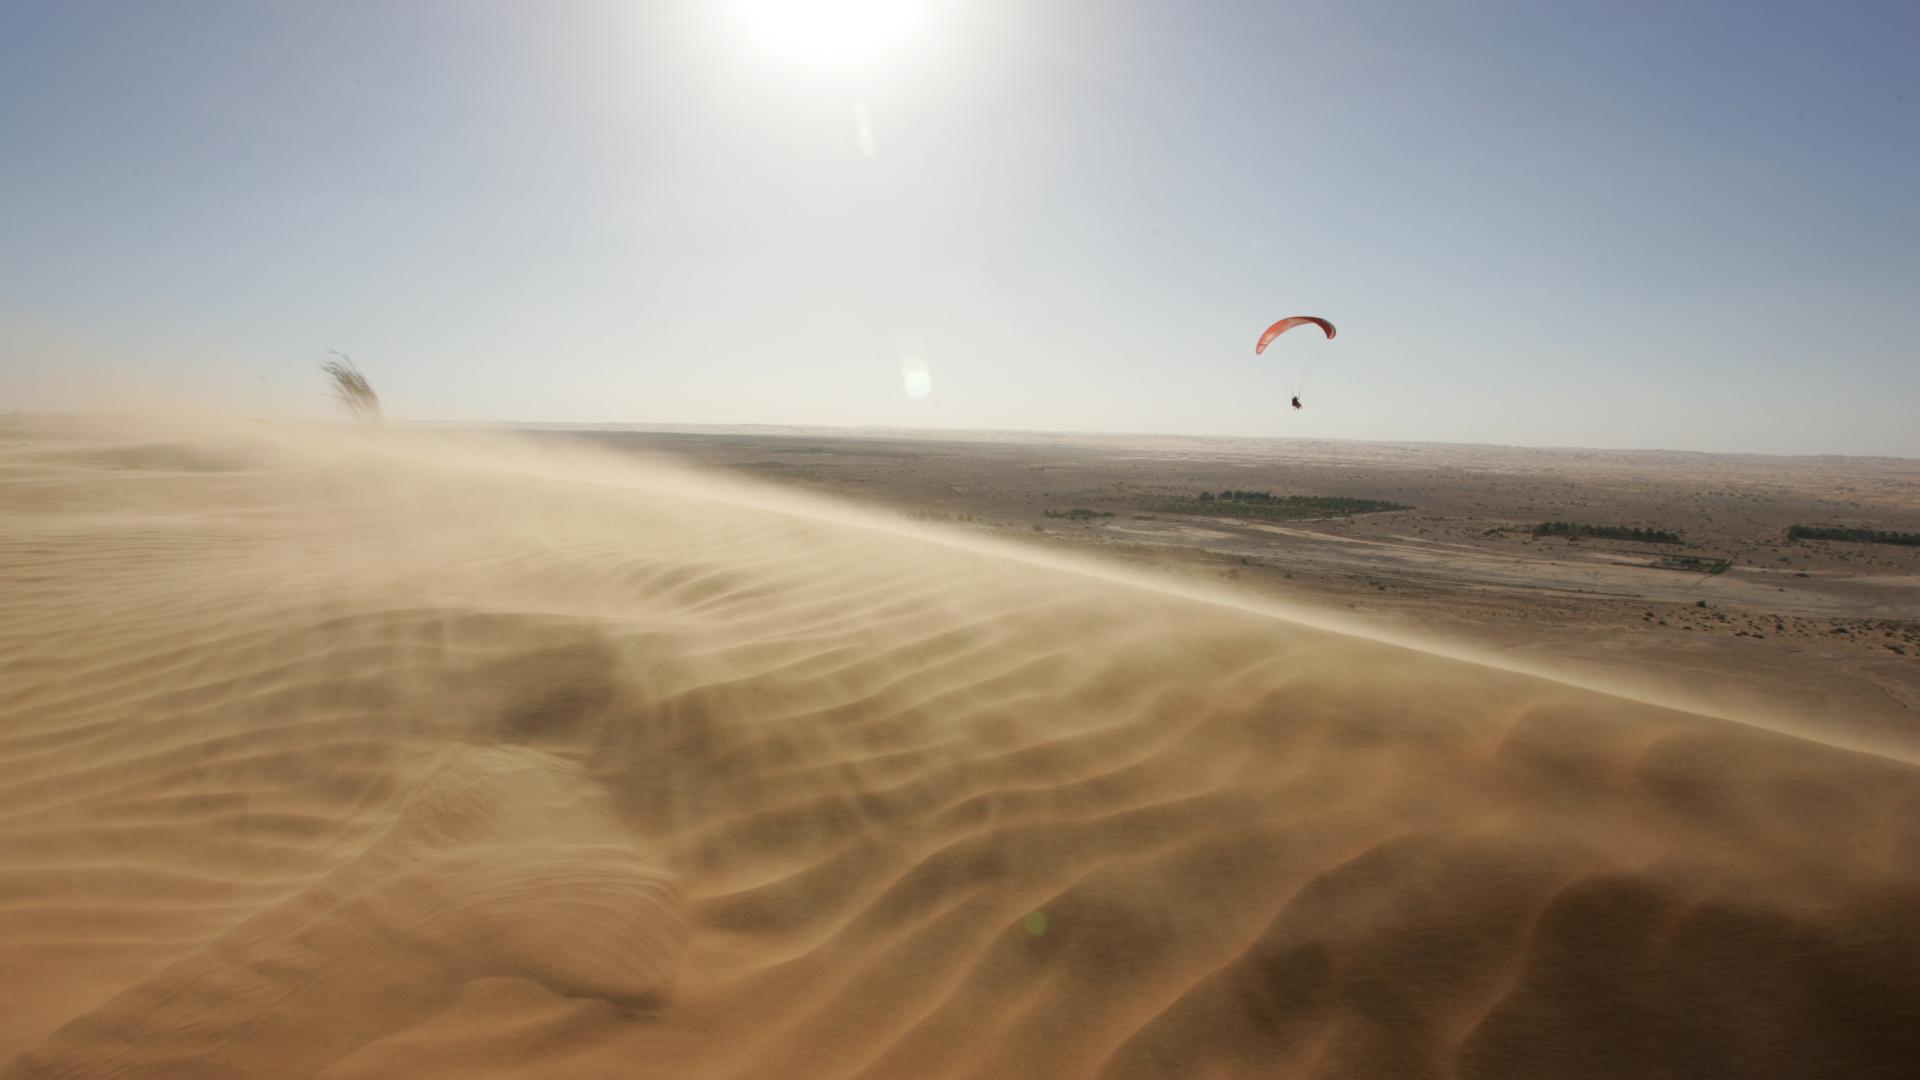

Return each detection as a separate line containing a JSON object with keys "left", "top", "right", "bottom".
{"left": 3, "top": 415, "right": 1918, "bottom": 1078}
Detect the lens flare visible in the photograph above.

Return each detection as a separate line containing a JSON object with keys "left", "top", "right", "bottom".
{"left": 854, "top": 100, "right": 877, "bottom": 159}
{"left": 901, "top": 357, "right": 931, "bottom": 400}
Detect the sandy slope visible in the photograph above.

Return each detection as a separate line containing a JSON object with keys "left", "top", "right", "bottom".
{"left": 1, "top": 418, "right": 1917, "bottom": 1079}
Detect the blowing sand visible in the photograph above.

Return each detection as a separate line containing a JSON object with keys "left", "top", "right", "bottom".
{"left": 2, "top": 417, "right": 1917, "bottom": 1079}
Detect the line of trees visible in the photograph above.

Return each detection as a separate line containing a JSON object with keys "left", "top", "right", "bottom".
{"left": 1532, "top": 522, "right": 1684, "bottom": 544}
{"left": 1152, "top": 494, "right": 1408, "bottom": 522}
{"left": 1787, "top": 525, "right": 1920, "bottom": 546}
{"left": 1196, "top": 491, "right": 1408, "bottom": 514}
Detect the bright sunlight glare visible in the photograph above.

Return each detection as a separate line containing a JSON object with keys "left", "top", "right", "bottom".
{"left": 726, "top": 0, "right": 929, "bottom": 65}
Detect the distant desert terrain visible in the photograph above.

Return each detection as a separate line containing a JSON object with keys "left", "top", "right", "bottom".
{"left": 556, "top": 426, "right": 1920, "bottom": 756}
{"left": 3, "top": 416, "right": 1918, "bottom": 1079}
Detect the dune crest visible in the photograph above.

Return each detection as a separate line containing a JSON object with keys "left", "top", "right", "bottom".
{"left": 2, "top": 419, "right": 1916, "bottom": 1079}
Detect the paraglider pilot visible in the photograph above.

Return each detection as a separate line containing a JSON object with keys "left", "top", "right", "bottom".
{"left": 1256, "top": 317, "right": 1332, "bottom": 414}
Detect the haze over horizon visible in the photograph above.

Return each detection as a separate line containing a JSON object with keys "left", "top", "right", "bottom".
{"left": 4, "top": 0, "right": 1916, "bottom": 456}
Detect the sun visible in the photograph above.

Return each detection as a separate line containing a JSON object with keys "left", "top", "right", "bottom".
{"left": 726, "top": 0, "right": 928, "bottom": 66}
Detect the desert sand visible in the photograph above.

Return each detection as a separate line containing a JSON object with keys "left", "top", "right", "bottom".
{"left": 570, "top": 426, "right": 1920, "bottom": 755}
{"left": 3, "top": 416, "right": 1918, "bottom": 1079}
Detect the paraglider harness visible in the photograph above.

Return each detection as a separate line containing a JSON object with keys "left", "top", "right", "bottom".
{"left": 1291, "top": 396, "right": 1302, "bottom": 410}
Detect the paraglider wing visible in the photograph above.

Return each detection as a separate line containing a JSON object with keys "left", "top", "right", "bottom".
{"left": 1254, "top": 316, "right": 1336, "bottom": 354}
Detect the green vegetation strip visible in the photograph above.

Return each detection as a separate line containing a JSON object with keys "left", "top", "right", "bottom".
{"left": 1532, "top": 522, "right": 1684, "bottom": 545}
{"left": 1153, "top": 491, "right": 1409, "bottom": 521}
{"left": 1787, "top": 525, "right": 1920, "bottom": 547}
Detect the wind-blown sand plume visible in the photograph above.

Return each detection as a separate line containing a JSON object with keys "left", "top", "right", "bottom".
{"left": 1, "top": 417, "right": 1917, "bottom": 1079}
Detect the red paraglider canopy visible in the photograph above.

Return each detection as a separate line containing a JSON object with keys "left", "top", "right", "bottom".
{"left": 1254, "top": 316, "right": 1336, "bottom": 354}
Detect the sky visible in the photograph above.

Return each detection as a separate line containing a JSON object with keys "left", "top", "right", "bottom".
{"left": 2, "top": 0, "right": 1916, "bottom": 455}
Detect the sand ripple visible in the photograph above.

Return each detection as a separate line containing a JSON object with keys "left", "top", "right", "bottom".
{"left": 1, "top": 422, "right": 1916, "bottom": 1078}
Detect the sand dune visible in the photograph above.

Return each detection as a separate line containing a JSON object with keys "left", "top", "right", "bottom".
{"left": 2, "top": 417, "right": 1917, "bottom": 1078}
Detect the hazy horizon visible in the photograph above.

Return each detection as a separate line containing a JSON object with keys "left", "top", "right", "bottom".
{"left": 465, "top": 418, "right": 1920, "bottom": 463}
{"left": 4, "top": 0, "right": 1916, "bottom": 456}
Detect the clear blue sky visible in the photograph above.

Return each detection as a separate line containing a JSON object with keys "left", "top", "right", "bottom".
{"left": 3, "top": 1, "right": 1915, "bottom": 454}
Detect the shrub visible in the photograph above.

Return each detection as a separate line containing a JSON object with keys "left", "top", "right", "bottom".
{"left": 320, "top": 351, "right": 381, "bottom": 424}
{"left": 1531, "top": 521, "right": 1683, "bottom": 545}
{"left": 1786, "top": 525, "right": 1920, "bottom": 547}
